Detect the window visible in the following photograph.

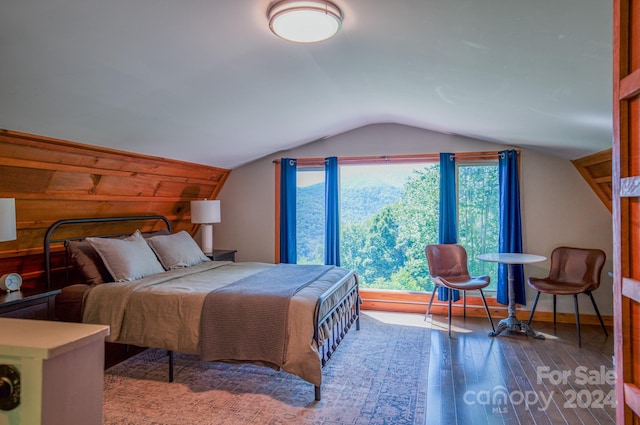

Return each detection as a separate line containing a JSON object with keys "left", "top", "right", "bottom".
{"left": 456, "top": 163, "right": 499, "bottom": 290}
{"left": 340, "top": 162, "right": 439, "bottom": 291}
{"left": 291, "top": 154, "right": 500, "bottom": 292}
{"left": 296, "top": 168, "right": 325, "bottom": 264}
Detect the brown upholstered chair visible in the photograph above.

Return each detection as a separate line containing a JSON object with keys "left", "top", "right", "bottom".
{"left": 527, "top": 246, "right": 607, "bottom": 347}
{"left": 425, "top": 244, "right": 495, "bottom": 336}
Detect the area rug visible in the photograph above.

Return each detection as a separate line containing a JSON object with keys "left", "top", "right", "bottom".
{"left": 103, "top": 311, "right": 431, "bottom": 425}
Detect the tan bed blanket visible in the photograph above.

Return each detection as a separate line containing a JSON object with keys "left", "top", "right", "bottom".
{"left": 82, "top": 261, "right": 356, "bottom": 386}
{"left": 200, "top": 264, "right": 334, "bottom": 367}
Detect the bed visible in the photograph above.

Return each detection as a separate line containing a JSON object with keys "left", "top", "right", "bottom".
{"left": 44, "top": 215, "right": 360, "bottom": 400}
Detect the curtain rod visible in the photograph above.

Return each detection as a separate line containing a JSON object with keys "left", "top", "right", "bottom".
{"left": 273, "top": 150, "right": 518, "bottom": 165}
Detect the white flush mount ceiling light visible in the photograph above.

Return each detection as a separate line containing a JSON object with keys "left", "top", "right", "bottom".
{"left": 268, "top": 0, "right": 343, "bottom": 43}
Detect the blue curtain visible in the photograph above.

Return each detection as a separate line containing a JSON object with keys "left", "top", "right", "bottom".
{"left": 437, "top": 152, "right": 460, "bottom": 302}
{"left": 324, "top": 157, "right": 340, "bottom": 266}
{"left": 279, "top": 158, "right": 297, "bottom": 264}
{"left": 497, "top": 150, "right": 525, "bottom": 305}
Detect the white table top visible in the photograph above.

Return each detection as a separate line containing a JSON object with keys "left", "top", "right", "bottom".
{"left": 477, "top": 253, "right": 546, "bottom": 265}
{"left": 0, "top": 318, "right": 109, "bottom": 360}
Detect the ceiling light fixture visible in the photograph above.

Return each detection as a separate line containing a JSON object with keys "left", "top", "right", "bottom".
{"left": 268, "top": 0, "right": 343, "bottom": 43}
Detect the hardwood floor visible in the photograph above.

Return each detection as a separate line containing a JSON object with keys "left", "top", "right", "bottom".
{"left": 103, "top": 310, "right": 614, "bottom": 424}
{"left": 423, "top": 313, "right": 615, "bottom": 425}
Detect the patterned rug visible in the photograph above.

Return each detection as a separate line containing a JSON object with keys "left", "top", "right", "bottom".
{"left": 103, "top": 311, "right": 431, "bottom": 425}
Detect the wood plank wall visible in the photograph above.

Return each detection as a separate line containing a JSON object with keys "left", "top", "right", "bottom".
{"left": 613, "top": 0, "right": 640, "bottom": 421}
{"left": 572, "top": 148, "right": 612, "bottom": 212}
{"left": 0, "top": 129, "right": 230, "bottom": 290}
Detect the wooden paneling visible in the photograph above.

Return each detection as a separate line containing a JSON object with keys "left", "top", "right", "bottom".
{"left": 613, "top": 0, "right": 640, "bottom": 422}
{"left": 0, "top": 129, "right": 230, "bottom": 289}
{"left": 572, "top": 149, "right": 612, "bottom": 212}
{"left": 631, "top": 0, "right": 640, "bottom": 71}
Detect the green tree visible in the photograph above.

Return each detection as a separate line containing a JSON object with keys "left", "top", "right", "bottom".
{"left": 392, "top": 166, "right": 440, "bottom": 290}
{"left": 302, "top": 161, "right": 499, "bottom": 292}
{"left": 341, "top": 165, "right": 440, "bottom": 290}
{"left": 457, "top": 165, "right": 499, "bottom": 287}
{"left": 340, "top": 221, "right": 369, "bottom": 278}
{"left": 360, "top": 206, "right": 403, "bottom": 286}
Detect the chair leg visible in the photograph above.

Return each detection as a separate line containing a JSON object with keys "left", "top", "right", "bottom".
{"left": 425, "top": 285, "right": 438, "bottom": 319}
{"left": 528, "top": 291, "right": 541, "bottom": 325}
{"left": 463, "top": 291, "right": 467, "bottom": 320}
{"left": 448, "top": 288, "right": 452, "bottom": 337}
{"left": 574, "top": 294, "right": 581, "bottom": 348}
{"left": 479, "top": 289, "right": 495, "bottom": 333}
{"left": 587, "top": 291, "right": 608, "bottom": 337}
{"left": 553, "top": 295, "right": 557, "bottom": 325}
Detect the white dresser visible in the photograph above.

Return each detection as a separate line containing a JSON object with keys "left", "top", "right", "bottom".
{"left": 0, "top": 318, "right": 109, "bottom": 425}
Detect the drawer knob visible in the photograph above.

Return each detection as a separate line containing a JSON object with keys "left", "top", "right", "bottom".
{"left": 0, "top": 365, "right": 20, "bottom": 411}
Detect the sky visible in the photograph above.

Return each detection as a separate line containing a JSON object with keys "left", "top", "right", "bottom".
{"left": 297, "top": 163, "right": 434, "bottom": 188}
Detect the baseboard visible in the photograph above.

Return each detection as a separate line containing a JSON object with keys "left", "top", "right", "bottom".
{"left": 359, "top": 288, "right": 613, "bottom": 327}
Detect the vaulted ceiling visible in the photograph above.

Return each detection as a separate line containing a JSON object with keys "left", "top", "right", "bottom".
{"left": 0, "top": 0, "right": 612, "bottom": 169}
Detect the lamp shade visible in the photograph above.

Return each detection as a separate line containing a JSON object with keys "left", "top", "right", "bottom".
{"left": 190, "top": 200, "right": 221, "bottom": 224}
{"left": 268, "top": 0, "right": 343, "bottom": 43}
{"left": 0, "top": 198, "right": 16, "bottom": 242}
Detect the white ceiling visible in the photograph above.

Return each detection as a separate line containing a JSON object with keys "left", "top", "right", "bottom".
{"left": 0, "top": 0, "right": 612, "bottom": 169}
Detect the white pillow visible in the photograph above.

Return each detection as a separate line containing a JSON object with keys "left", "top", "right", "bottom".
{"left": 86, "top": 230, "right": 165, "bottom": 281}
{"left": 146, "top": 230, "right": 210, "bottom": 270}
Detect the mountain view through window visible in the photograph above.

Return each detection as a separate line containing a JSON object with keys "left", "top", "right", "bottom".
{"left": 296, "top": 161, "right": 499, "bottom": 292}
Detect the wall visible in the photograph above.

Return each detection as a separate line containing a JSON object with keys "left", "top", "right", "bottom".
{"left": 0, "top": 129, "right": 230, "bottom": 289}
{"left": 217, "top": 123, "right": 614, "bottom": 316}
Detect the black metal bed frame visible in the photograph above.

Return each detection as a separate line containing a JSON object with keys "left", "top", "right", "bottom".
{"left": 313, "top": 273, "right": 360, "bottom": 400}
{"left": 44, "top": 215, "right": 171, "bottom": 291}
{"left": 43, "top": 215, "right": 360, "bottom": 401}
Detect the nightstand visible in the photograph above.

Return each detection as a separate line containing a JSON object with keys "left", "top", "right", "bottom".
{"left": 0, "top": 288, "right": 61, "bottom": 320}
{"left": 207, "top": 249, "right": 237, "bottom": 262}
{"left": 0, "top": 318, "right": 109, "bottom": 424}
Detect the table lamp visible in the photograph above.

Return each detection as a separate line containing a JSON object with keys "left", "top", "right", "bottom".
{"left": 0, "top": 198, "right": 16, "bottom": 242}
{"left": 0, "top": 198, "right": 22, "bottom": 292}
{"left": 190, "top": 199, "right": 221, "bottom": 256}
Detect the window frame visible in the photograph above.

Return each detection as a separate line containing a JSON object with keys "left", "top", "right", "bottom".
{"left": 455, "top": 159, "right": 500, "bottom": 292}
{"left": 295, "top": 165, "right": 327, "bottom": 265}
{"left": 274, "top": 150, "right": 511, "bottom": 312}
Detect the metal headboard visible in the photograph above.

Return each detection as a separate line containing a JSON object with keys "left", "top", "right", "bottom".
{"left": 44, "top": 215, "right": 172, "bottom": 290}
